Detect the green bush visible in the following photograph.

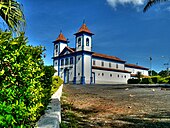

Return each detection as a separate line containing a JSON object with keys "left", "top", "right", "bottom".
{"left": 140, "top": 78, "right": 153, "bottom": 84}
{"left": 51, "top": 76, "right": 63, "bottom": 95}
{"left": 127, "top": 79, "right": 140, "bottom": 84}
{"left": 0, "top": 31, "right": 62, "bottom": 127}
{"left": 150, "top": 76, "right": 160, "bottom": 84}
{"left": 157, "top": 77, "right": 168, "bottom": 84}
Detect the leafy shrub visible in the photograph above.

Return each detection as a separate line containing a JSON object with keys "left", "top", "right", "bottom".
{"left": 0, "top": 31, "right": 62, "bottom": 127}
{"left": 127, "top": 79, "right": 140, "bottom": 84}
{"left": 140, "top": 78, "right": 153, "bottom": 84}
{"left": 157, "top": 77, "right": 168, "bottom": 84}
{"left": 51, "top": 76, "right": 63, "bottom": 95}
{"left": 164, "top": 76, "right": 170, "bottom": 84}
{"left": 150, "top": 76, "right": 160, "bottom": 84}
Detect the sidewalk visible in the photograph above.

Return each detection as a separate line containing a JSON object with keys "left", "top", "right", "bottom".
{"left": 36, "top": 84, "right": 63, "bottom": 128}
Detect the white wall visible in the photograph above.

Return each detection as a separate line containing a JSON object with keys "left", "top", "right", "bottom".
{"left": 76, "top": 55, "right": 82, "bottom": 84}
{"left": 84, "top": 55, "right": 91, "bottom": 84}
{"left": 92, "top": 58, "right": 125, "bottom": 70}
{"left": 125, "top": 67, "right": 149, "bottom": 76}
{"left": 92, "top": 69, "right": 130, "bottom": 84}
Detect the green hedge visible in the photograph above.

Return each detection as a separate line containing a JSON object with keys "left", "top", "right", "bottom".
{"left": 127, "top": 79, "right": 140, "bottom": 84}
{"left": 140, "top": 78, "right": 153, "bottom": 84}
{"left": 0, "top": 31, "right": 63, "bottom": 127}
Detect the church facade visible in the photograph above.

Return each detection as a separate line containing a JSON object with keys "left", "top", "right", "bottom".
{"left": 52, "top": 23, "right": 149, "bottom": 84}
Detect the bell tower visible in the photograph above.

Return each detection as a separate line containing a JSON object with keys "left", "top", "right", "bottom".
{"left": 73, "top": 22, "right": 94, "bottom": 84}
{"left": 74, "top": 23, "right": 94, "bottom": 52}
{"left": 53, "top": 31, "right": 68, "bottom": 57}
{"left": 53, "top": 31, "right": 68, "bottom": 76}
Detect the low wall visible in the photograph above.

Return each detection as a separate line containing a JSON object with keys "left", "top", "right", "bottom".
{"left": 36, "top": 84, "right": 63, "bottom": 128}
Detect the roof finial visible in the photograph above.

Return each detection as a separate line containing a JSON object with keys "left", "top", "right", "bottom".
{"left": 60, "top": 30, "right": 62, "bottom": 33}
{"left": 83, "top": 19, "right": 85, "bottom": 24}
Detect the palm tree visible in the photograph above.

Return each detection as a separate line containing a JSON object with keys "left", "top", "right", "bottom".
{"left": 0, "top": 0, "right": 25, "bottom": 34}
{"left": 143, "top": 0, "right": 169, "bottom": 12}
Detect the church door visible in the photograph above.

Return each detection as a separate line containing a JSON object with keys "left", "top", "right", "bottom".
{"left": 64, "top": 69, "right": 69, "bottom": 84}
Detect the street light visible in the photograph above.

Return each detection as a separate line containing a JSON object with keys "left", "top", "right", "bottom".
{"left": 162, "top": 56, "right": 170, "bottom": 76}
{"left": 149, "top": 57, "right": 152, "bottom": 76}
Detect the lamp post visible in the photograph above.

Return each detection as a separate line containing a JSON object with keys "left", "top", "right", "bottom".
{"left": 149, "top": 57, "right": 152, "bottom": 76}
{"left": 162, "top": 56, "right": 170, "bottom": 76}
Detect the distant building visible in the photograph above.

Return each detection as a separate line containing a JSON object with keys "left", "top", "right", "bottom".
{"left": 52, "top": 23, "right": 149, "bottom": 84}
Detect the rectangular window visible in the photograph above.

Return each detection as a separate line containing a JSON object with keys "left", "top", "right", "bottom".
{"left": 109, "top": 63, "right": 111, "bottom": 68}
{"left": 65, "top": 58, "right": 69, "bottom": 65}
{"left": 93, "top": 60, "right": 96, "bottom": 65}
{"left": 78, "top": 38, "right": 81, "bottom": 47}
{"left": 61, "top": 59, "right": 64, "bottom": 66}
{"left": 70, "top": 57, "right": 73, "bottom": 64}
{"left": 101, "top": 61, "right": 104, "bottom": 67}
{"left": 116, "top": 64, "right": 118, "bottom": 69}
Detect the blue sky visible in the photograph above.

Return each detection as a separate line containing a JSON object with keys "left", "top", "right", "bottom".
{"left": 8, "top": 0, "right": 170, "bottom": 72}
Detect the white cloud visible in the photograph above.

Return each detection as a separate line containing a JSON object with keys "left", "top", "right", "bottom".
{"left": 106, "top": 0, "right": 145, "bottom": 8}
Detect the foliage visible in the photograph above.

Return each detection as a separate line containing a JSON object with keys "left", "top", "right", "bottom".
{"left": 127, "top": 79, "right": 141, "bottom": 84}
{"left": 143, "top": 0, "right": 168, "bottom": 12}
{"left": 0, "top": 0, "right": 25, "bottom": 35}
{"left": 149, "top": 70, "right": 158, "bottom": 76}
{"left": 140, "top": 78, "right": 153, "bottom": 84}
{"left": 157, "top": 77, "right": 169, "bottom": 84}
{"left": 136, "top": 71, "right": 143, "bottom": 80}
{"left": 0, "top": 30, "right": 62, "bottom": 127}
{"left": 51, "top": 76, "right": 63, "bottom": 95}
{"left": 151, "top": 76, "right": 160, "bottom": 84}
{"left": 158, "top": 70, "right": 169, "bottom": 77}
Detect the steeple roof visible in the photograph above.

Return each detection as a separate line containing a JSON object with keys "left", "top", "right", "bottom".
{"left": 55, "top": 32, "right": 67, "bottom": 42}
{"left": 74, "top": 23, "right": 94, "bottom": 35}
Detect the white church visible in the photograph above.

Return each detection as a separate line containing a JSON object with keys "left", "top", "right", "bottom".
{"left": 53, "top": 23, "right": 149, "bottom": 84}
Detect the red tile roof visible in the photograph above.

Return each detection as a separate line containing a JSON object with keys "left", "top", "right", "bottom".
{"left": 92, "top": 52, "right": 126, "bottom": 63}
{"left": 92, "top": 66, "right": 131, "bottom": 73}
{"left": 74, "top": 23, "right": 93, "bottom": 35}
{"left": 125, "top": 64, "right": 149, "bottom": 70}
{"left": 56, "top": 32, "right": 67, "bottom": 42}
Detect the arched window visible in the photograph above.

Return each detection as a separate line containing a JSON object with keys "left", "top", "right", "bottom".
{"left": 86, "top": 38, "right": 89, "bottom": 46}
{"left": 55, "top": 45, "right": 58, "bottom": 53}
{"left": 78, "top": 38, "right": 81, "bottom": 47}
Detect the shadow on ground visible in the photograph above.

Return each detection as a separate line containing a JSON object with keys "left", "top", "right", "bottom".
{"left": 109, "top": 110, "right": 170, "bottom": 128}
{"left": 61, "top": 101, "right": 170, "bottom": 128}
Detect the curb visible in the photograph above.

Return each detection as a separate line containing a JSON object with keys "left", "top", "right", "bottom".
{"left": 36, "top": 84, "right": 63, "bottom": 128}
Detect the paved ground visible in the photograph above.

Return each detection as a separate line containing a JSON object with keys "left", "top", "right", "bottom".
{"left": 61, "top": 84, "right": 170, "bottom": 128}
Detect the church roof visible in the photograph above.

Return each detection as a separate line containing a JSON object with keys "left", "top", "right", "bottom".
{"left": 55, "top": 32, "right": 67, "bottom": 42}
{"left": 74, "top": 23, "right": 94, "bottom": 35}
{"left": 125, "top": 64, "right": 149, "bottom": 70}
{"left": 59, "top": 46, "right": 75, "bottom": 56}
{"left": 92, "top": 52, "right": 126, "bottom": 63}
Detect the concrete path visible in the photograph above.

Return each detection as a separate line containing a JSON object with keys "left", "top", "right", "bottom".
{"left": 36, "top": 84, "right": 63, "bottom": 128}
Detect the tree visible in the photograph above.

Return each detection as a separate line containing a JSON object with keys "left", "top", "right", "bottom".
{"left": 136, "top": 71, "right": 143, "bottom": 80}
{"left": 0, "top": 0, "right": 25, "bottom": 34}
{"left": 158, "top": 70, "right": 169, "bottom": 77}
{"left": 149, "top": 70, "right": 158, "bottom": 76}
{"left": 143, "top": 0, "right": 168, "bottom": 12}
